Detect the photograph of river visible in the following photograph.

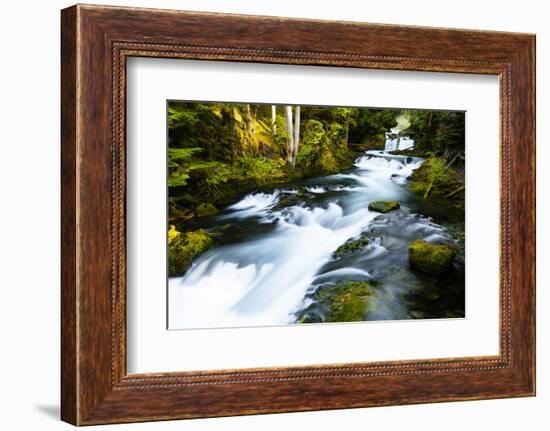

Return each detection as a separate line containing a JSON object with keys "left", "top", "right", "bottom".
{"left": 167, "top": 102, "right": 465, "bottom": 329}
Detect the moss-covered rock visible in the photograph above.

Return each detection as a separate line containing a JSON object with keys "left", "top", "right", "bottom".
{"left": 368, "top": 200, "right": 400, "bottom": 213}
{"left": 294, "top": 187, "right": 308, "bottom": 198}
{"left": 195, "top": 202, "right": 218, "bottom": 217}
{"left": 333, "top": 236, "right": 370, "bottom": 257}
{"left": 168, "top": 226, "right": 213, "bottom": 276}
{"left": 277, "top": 198, "right": 292, "bottom": 207}
{"left": 317, "top": 281, "right": 371, "bottom": 322}
{"left": 408, "top": 240, "right": 456, "bottom": 275}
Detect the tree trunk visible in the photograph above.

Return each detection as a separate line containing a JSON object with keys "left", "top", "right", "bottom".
{"left": 271, "top": 105, "right": 277, "bottom": 135}
{"left": 246, "top": 104, "right": 254, "bottom": 136}
{"left": 285, "top": 105, "right": 294, "bottom": 164}
{"left": 293, "top": 106, "right": 301, "bottom": 165}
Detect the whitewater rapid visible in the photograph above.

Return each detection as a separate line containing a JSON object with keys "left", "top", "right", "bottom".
{"left": 168, "top": 151, "right": 457, "bottom": 329}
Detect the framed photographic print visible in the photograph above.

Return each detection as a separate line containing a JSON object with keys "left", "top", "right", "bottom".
{"left": 61, "top": 4, "right": 536, "bottom": 425}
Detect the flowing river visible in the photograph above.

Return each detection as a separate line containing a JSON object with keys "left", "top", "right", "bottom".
{"left": 169, "top": 151, "right": 465, "bottom": 329}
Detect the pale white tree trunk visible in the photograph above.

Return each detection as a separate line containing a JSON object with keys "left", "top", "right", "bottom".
{"left": 271, "top": 105, "right": 277, "bottom": 134}
{"left": 285, "top": 105, "right": 294, "bottom": 164}
{"left": 293, "top": 106, "right": 301, "bottom": 165}
{"left": 345, "top": 124, "right": 349, "bottom": 143}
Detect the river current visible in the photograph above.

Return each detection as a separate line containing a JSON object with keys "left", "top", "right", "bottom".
{"left": 169, "top": 151, "right": 465, "bottom": 329}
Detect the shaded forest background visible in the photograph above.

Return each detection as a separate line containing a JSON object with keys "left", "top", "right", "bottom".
{"left": 167, "top": 102, "right": 465, "bottom": 221}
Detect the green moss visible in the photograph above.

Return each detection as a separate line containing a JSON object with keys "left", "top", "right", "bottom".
{"left": 297, "top": 119, "right": 331, "bottom": 172}
{"left": 195, "top": 203, "right": 219, "bottom": 217}
{"left": 167, "top": 225, "right": 180, "bottom": 243}
{"left": 408, "top": 240, "right": 456, "bottom": 275}
{"left": 297, "top": 314, "right": 314, "bottom": 324}
{"left": 409, "top": 157, "right": 464, "bottom": 202}
{"left": 295, "top": 119, "right": 354, "bottom": 176}
{"left": 318, "top": 281, "right": 371, "bottom": 322}
{"left": 168, "top": 226, "right": 213, "bottom": 276}
{"left": 275, "top": 197, "right": 294, "bottom": 209}
{"left": 294, "top": 187, "right": 308, "bottom": 199}
{"left": 368, "top": 200, "right": 400, "bottom": 213}
{"left": 359, "top": 133, "right": 387, "bottom": 151}
{"left": 333, "top": 236, "right": 370, "bottom": 257}
{"left": 279, "top": 198, "right": 292, "bottom": 206}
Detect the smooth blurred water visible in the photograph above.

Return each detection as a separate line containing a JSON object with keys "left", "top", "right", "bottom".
{"left": 169, "top": 151, "right": 464, "bottom": 329}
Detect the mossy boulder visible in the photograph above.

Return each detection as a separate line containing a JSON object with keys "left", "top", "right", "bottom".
{"left": 168, "top": 225, "right": 213, "bottom": 276}
{"left": 408, "top": 240, "right": 456, "bottom": 275}
{"left": 368, "top": 200, "right": 400, "bottom": 213}
{"left": 317, "top": 281, "right": 371, "bottom": 322}
{"left": 333, "top": 236, "right": 370, "bottom": 257}
{"left": 294, "top": 187, "right": 308, "bottom": 198}
{"left": 195, "top": 203, "right": 218, "bottom": 217}
{"left": 277, "top": 198, "right": 292, "bottom": 207}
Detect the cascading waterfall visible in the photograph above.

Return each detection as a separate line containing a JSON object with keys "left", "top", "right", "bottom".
{"left": 169, "top": 150, "right": 458, "bottom": 329}
{"left": 384, "top": 132, "right": 414, "bottom": 151}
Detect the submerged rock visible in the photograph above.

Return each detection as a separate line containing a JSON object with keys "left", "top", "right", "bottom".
{"left": 195, "top": 203, "right": 219, "bottom": 217}
{"left": 333, "top": 236, "right": 370, "bottom": 257}
{"left": 294, "top": 187, "right": 308, "bottom": 198}
{"left": 317, "top": 281, "right": 372, "bottom": 322}
{"left": 408, "top": 239, "right": 456, "bottom": 275}
{"left": 368, "top": 200, "right": 400, "bottom": 213}
{"left": 276, "top": 198, "right": 293, "bottom": 208}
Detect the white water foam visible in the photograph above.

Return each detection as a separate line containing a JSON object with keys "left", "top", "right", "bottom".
{"left": 169, "top": 203, "right": 379, "bottom": 328}
{"left": 223, "top": 191, "right": 280, "bottom": 219}
{"left": 306, "top": 186, "right": 326, "bottom": 194}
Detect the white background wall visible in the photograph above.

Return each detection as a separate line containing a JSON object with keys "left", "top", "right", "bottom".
{"left": 0, "top": 0, "right": 546, "bottom": 429}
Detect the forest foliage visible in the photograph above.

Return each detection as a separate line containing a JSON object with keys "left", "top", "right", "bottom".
{"left": 407, "top": 110, "right": 465, "bottom": 164}
{"left": 167, "top": 102, "right": 465, "bottom": 222}
{"left": 404, "top": 110, "right": 466, "bottom": 207}
{"left": 168, "top": 103, "right": 401, "bottom": 220}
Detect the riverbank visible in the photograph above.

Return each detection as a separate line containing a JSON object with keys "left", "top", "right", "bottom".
{"left": 169, "top": 148, "right": 357, "bottom": 223}
{"left": 389, "top": 148, "right": 465, "bottom": 217}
